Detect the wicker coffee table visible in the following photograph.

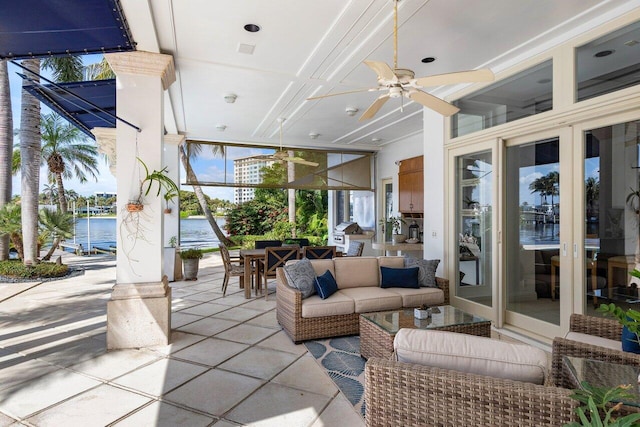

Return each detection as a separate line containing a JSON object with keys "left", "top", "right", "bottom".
{"left": 359, "top": 305, "right": 491, "bottom": 359}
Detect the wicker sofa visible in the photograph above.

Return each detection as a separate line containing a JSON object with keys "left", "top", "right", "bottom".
{"left": 275, "top": 256, "right": 449, "bottom": 343}
{"left": 552, "top": 313, "right": 640, "bottom": 388}
{"left": 365, "top": 357, "right": 577, "bottom": 426}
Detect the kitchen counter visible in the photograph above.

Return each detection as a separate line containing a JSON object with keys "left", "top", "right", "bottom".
{"left": 372, "top": 241, "right": 423, "bottom": 255}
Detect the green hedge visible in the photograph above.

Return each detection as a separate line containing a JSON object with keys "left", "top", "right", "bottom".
{"left": 0, "top": 260, "right": 69, "bottom": 279}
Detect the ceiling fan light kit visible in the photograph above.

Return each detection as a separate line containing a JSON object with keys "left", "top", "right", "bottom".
{"left": 307, "top": 0, "right": 495, "bottom": 120}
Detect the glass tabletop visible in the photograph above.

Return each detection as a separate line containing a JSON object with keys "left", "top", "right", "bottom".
{"left": 360, "top": 305, "right": 489, "bottom": 334}
{"left": 587, "top": 287, "right": 640, "bottom": 304}
{"left": 564, "top": 356, "right": 640, "bottom": 408}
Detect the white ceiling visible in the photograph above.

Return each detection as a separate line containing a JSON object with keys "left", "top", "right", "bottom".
{"left": 119, "top": 0, "right": 638, "bottom": 151}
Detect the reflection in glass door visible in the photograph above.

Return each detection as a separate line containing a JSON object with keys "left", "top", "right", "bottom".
{"left": 455, "top": 151, "right": 492, "bottom": 307}
{"left": 583, "top": 120, "right": 640, "bottom": 315}
{"left": 505, "top": 138, "right": 560, "bottom": 325}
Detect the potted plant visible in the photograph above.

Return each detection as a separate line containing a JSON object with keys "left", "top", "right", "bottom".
{"left": 126, "top": 158, "right": 179, "bottom": 212}
{"left": 565, "top": 381, "right": 640, "bottom": 427}
{"left": 180, "top": 247, "right": 203, "bottom": 280}
{"left": 597, "top": 302, "right": 640, "bottom": 353}
{"left": 414, "top": 304, "right": 431, "bottom": 319}
{"left": 163, "top": 236, "right": 178, "bottom": 282}
{"left": 163, "top": 188, "right": 178, "bottom": 214}
{"left": 388, "top": 216, "right": 406, "bottom": 244}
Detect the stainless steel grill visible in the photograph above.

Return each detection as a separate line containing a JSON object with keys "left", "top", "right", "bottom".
{"left": 333, "top": 222, "right": 363, "bottom": 244}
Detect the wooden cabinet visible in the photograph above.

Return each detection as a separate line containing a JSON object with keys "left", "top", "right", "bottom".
{"left": 398, "top": 155, "right": 423, "bottom": 214}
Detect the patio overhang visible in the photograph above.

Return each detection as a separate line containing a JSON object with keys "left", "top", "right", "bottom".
{"left": 0, "top": 0, "right": 134, "bottom": 59}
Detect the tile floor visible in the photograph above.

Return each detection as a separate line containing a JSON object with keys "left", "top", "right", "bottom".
{"left": 0, "top": 252, "right": 365, "bottom": 427}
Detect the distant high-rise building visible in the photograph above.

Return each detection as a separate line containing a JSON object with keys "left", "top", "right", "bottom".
{"left": 233, "top": 155, "right": 275, "bottom": 204}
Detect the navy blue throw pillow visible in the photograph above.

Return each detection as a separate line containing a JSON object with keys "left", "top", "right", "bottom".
{"left": 380, "top": 266, "right": 420, "bottom": 289}
{"left": 314, "top": 270, "right": 338, "bottom": 299}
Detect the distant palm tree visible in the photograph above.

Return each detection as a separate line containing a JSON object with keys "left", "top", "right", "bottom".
{"left": 585, "top": 177, "right": 599, "bottom": 218}
{"left": 0, "top": 60, "right": 12, "bottom": 260}
{"left": 42, "top": 183, "right": 58, "bottom": 205}
{"left": 529, "top": 176, "right": 548, "bottom": 207}
{"left": 179, "top": 143, "right": 234, "bottom": 247}
{"left": 0, "top": 203, "right": 24, "bottom": 260}
{"left": 39, "top": 208, "right": 74, "bottom": 261}
{"left": 41, "top": 113, "right": 100, "bottom": 214}
{"left": 41, "top": 56, "right": 83, "bottom": 82}
{"left": 83, "top": 57, "right": 115, "bottom": 80}
{"left": 20, "top": 58, "right": 42, "bottom": 265}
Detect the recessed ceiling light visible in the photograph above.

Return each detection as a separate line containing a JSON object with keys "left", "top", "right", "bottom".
{"left": 421, "top": 57, "right": 436, "bottom": 63}
{"left": 244, "top": 24, "right": 260, "bottom": 33}
{"left": 308, "top": 132, "right": 319, "bottom": 139}
{"left": 216, "top": 124, "right": 227, "bottom": 131}
{"left": 594, "top": 49, "right": 615, "bottom": 58}
{"left": 371, "top": 138, "right": 382, "bottom": 143}
{"left": 345, "top": 106, "right": 358, "bottom": 116}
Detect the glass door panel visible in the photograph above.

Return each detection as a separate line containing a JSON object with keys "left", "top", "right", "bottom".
{"left": 583, "top": 119, "right": 640, "bottom": 315}
{"left": 455, "top": 151, "right": 492, "bottom": 307}
{"left": 505, "top": 137, "right": 561, "bottom": 325}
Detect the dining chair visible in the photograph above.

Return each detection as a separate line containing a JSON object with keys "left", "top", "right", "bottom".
{"left": 345, "top": 240, "right": 364, "bottom": 257}
{"left": 258, "top": 246, "right": 300, "bottom": 300}
{"left": 284, "top": 238, "right": 310, "bottom": 247}
{"left": 254, "top": 240, "right": 283, "bottom": 249}
{"left": 219, "top": 244, "right": 251, "bottom": 296}
{"left": 302, "top": 245, "right": 336, "bottom": 260}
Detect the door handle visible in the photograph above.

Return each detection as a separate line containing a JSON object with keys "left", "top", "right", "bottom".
{"left": 562, "top": 242, "right": 567, "bottom": 257}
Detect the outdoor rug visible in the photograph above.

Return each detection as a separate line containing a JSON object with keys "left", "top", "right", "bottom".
{"left": 304, "top": 335, "right": 366, "bottom": 418}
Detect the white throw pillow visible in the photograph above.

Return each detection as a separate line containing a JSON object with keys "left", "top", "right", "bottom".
{"left": 393, "top": 329, "right": 548, "bottom": 385}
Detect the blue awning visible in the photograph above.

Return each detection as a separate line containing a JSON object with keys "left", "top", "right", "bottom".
{"left": 0, "top": 0, "right": 134, "bottom": 59}
{"left": 23, "top": 78, "right": 116, "bottom": 139}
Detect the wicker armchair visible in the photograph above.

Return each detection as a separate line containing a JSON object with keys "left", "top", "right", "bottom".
{"left": 365, "top": 357, "right": 578, "bottom": 427}
{"left": 552, "top": 313, "right": 640, "bottom": 388}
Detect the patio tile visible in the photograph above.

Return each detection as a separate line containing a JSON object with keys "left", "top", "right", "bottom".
{"left": 36, "top": 335, "right": 108, "bottom": 367}
{"left": 226, "top": 382, "right": 331, "bottom": 427}
{"left": 241, "top": 298, "right": 277, "bottom": 312}
{"left": 211, "top": 307, "right": 264, "bottom": 322}
{"left": 214, "top": 324, "right": 276, "bottom": 345}
{"left": 113, "top": 358, "right": 208, "bottom": 396}
{"left": 113, "top": 401, "right": 214, "bottom": 427}
{"left": 219, "top": 347, "right": 299, "bottom": 380}
{"left": 171, "top": 337, "right": 249, "bottom": 367}
{"left": 148, "top": 331, "right": 207, "bottom": 356}
{"left": 175, "top": 317, "right": 236, "bottom": 337}
{"left": 0, "top": 412, "right": 17, "bottom": 427}
{"left": 68, "top": 348, "right": 160, "bottom": 380}
{"left": 180, "top": 302, "right": 230, "bottom": 317}
{"left": 257, "top": 331, "right": 307, "bottom": 355}
{"left": 0, "top": 353, "right": 60, "bottom": 392}
{"left": 163, "top": 369, "right": 264, "bottom": 416}
{"left": 170, "top": 288, "right": 204, "bottom": 299}
{"left": 311, "top": 393, "right": 365, "bottom": 427}
{"left": 211, "top": 421, "right": 240, "bottom": 427}
{"left": 245, "top": 310, "right": 279, "bottom": 329}
{"left": 0, "top": 369, "right": 101, "bottom": 418}
{"left": 182, "top": 291, "right": 223, "bottom": 302}
{"left": 171, "top": 298, "right": 203, "bottom": 311}
{"left": 271, "top": 356, "right": 338, "bottom": 397}
{"left": 26, "top": 384, "right": 151, "bottom": 427}
{"left": 213, "top": 294, "right": 250, "bottom": 306}
{"left": 171, "top": 312, "right": 204, "bottom": 328}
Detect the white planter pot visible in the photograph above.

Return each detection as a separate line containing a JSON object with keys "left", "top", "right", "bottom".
{"left": 163, "top": 247, "right": 176, "bottom": 282}
{"left": 392, "top": 234, "right": 406, "bottom": 244}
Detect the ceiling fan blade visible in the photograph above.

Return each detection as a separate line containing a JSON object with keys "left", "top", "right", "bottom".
{"left": 414, "top": 69, "right": 494, "bottom": 88}
{"left": 359, "top": 94, "right": 391, "bottom": 121}
{"left": 364, "top": 60, "right": 397, "bottom": 82}
{"left": 407, "top": 90, "right": 460, "bottom": 117}
{"left": 283, "top": 156, "right": 319, "bottom": 167}
{"left": 307, "top": 87, "right": 377, "bottom": 101}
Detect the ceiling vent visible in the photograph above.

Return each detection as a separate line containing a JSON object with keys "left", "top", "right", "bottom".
{"left": 237, "top": 43, "right": 255, "bottom": 55}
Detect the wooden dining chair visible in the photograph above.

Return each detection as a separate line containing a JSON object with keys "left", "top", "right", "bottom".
{"left": 302, "top": 245, "right": 336, "bottom": 260}
{"left": 254, "top": 240, "right": 283, "bottom": 249}
{"left": 219, "top": 244, "right": 251, "bottom": 296}
{"left": 258, "top": 246, "right": 300, "bottom": 300}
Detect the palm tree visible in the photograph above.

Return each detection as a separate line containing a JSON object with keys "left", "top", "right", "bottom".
{"left": 0, "top": 60, "right": 13, "bottom": 260}
{"left": 0, "top": 203, "right": 24, "bottom": 260}
{"left": 585, "top": 176, "right": 599, "bottom": 219}
{"left": 42, "top": 183, "right": 58, "bottom": 205}
{"left": 544, "top": 171, "right": 560, "bottom": 212}
{"left": 20, "top": 58, "right": 41, "bottom": 265}
{"left": 39, "top": 208, "right": 74, "bottom": 261}
{"left": 529, "top": 176, "right": 548, "bottom": 208}
{"left": 179, "top": 143, "right": 234, "bottom": 247}
{"left": 41, "top": 56, "right": 83, "bottom": 82}
{"left": 83, "top": 57, "right": 115, "bottom": 80}
{"left": 41, "top": 113, "right": 99, "bottom": 213}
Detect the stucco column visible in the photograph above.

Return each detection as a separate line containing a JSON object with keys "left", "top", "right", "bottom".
{"left": 104, "top": 51, "right": 176, "bottom": 349}
{"left": 163, "top": 134, "right": 184, "bottom": 281}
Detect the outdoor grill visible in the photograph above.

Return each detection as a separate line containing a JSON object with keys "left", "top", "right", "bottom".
{"left": 333, "top": 222, "right": 363, "bottom": 244}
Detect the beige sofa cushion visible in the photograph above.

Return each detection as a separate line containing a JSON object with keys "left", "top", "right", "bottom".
{"left": 385, "top": 287, "right": 444, "bottom": 307}
{"left": 333, "top": 257, "right": 380, "bottom": 288}
{"left": 301, "top": 292, "right": 354, "bottom": 318}
{"left": 377, "top": 256, "right": 405, "bottom": 268}
{"left": 308, "top": 259, "right": 336, "bottom": 277}
{"left": 565, "top": 331, "right": 621, "bottom": 351}
{"left": 339, "top": 287, "right": 402, "bottom": 313}
{"left": 394, "top": 329, "right": 548, "bottom": 385}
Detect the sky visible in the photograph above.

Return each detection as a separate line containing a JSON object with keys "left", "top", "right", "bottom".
{"left": 7, "top": 56, "right": 243, "bottom": 202}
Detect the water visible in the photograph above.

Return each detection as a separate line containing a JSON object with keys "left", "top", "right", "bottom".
{"left": 68, "top": 217, "right": 227, "bottom": 251}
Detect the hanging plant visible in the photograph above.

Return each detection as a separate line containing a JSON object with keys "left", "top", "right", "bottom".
{"left": 126, "top": 158, "right": 179, "bottom": 212}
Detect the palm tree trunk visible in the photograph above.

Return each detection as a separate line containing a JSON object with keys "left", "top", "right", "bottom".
{"left": 9, "top": 232, "right": 23, "bottom": 261}
{"left": 178, "top": 144, "right": 234, "bottom": 247}
{"left": 20, "top": 59, "right": 41, "bottom": 265}
{"left": 0, "top": 60, "right": 12, "bottom": 260}
{"left": 41, "top": 236, "right": 60, "bottom": 261}
{"left": 55, "top": 172, "right": 68, "bottom": 213}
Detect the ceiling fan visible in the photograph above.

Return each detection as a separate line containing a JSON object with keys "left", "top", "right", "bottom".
{"left": 307, "top": 0, "right": 494, "bottom": 120}
{"left": 263, "top": 118, "right": 319, "bottom": 167}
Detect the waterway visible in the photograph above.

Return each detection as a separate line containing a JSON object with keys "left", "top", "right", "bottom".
{"left": 67, "top": 217, "right": 226, "bottom": 252}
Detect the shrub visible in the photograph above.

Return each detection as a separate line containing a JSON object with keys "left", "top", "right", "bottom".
{"left": 180, "top": 248, "right": 203, "bottom": 259}
{"left": 0, "top": 260, "right": 69, "bottom": 279}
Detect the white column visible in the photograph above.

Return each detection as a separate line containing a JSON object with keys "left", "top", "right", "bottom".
{"left": 163, "top": 134, "right": 184, "bottom": 281}
{"left": 104, "top": 51, "right": 176, "bottom": 349}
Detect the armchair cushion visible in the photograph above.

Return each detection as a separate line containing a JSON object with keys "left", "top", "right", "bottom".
{"left": 283, "top": 258, "right": 316, "bottom": 298}
{"left": 394, "top": 329, "right": 548, "bottom": 385}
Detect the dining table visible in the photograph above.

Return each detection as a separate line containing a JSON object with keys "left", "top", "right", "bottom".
{"left": 239, "top": 248, "right": 267, "bottom": 299}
